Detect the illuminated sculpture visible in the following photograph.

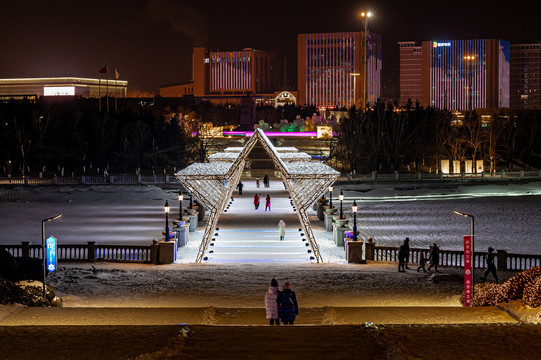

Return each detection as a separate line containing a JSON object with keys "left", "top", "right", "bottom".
{"left": 175, "top": 129, "right": 339, "bottom": 263}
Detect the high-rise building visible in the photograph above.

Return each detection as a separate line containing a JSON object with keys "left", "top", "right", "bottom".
{"left": 398, "top": 39, "right": 510, "bottom": 111}
{"left": 297, "top": 31, "right": 382, "bottom": 109}
{"left": 160, "top": 47, "right": 290, "bottom": 106}
{"left": 510, "top": 42, "right": 541, "bottom": 109}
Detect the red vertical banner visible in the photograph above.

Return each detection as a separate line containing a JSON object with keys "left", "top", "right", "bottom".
{"left": 464, "top": 235, "right": 473, "bottom": 306}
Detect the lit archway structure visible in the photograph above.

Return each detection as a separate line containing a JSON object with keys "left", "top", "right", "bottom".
{"left": 175, "top": 129, "right": 339, "bottom": 263}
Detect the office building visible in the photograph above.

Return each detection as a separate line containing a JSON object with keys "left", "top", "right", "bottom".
{"left": 510, "top": 42, "right": 541, "bottom": 109}
{"left": 297, "top": 31, "right": 382, "bottom": 109}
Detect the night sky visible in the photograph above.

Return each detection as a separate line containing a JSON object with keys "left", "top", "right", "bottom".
{"left": 1, "top": 0, "right": 539, "bottom": 96}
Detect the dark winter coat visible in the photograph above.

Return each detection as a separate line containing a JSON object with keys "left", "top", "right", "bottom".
{"left": 277, "top": 289, "right": 299, "bottom": 322}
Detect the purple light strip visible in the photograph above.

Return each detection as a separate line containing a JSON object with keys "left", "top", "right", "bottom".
{"left": 224, "top": 131, "right": 317, "bottom": 137}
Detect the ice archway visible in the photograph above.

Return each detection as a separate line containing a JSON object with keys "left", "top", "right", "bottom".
{"left": 175, "top": 129, "right": 340, "bottom": 263}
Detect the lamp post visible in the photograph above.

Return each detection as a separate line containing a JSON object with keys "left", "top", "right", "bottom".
{"left": 464, "top": 55, "right": 476, "bottom": 112}
{"left": 188, "top": 193, "right": 193, "bottom": 209}
{"left": 164, "top": 200, "right": 170, "bottom": 241}
{"left": 339, "top": 190, "right": 344, "bottom": 219}
{"left": 177, "top": 191, "right": 184, "bottom": 221}
{"left": 360, "top": 11, "right": 373, "bottom": 110}
{"left": 352, "top": 200, "right": 358, "bottom": 241}
{"left": 350, "top": 73, "right": 360, "bottom": 108}
{"left": 329, "top": 185, "right": 334, "bottom": 208}
{"left": 41, "top": 214, "right": 62, "bottom": 299}
{"left": 454, "top": 210, "right": 475, "bottom": 296}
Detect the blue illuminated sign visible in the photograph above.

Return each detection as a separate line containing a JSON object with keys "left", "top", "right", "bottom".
{"left": 433, "top": 41, "right": 451, "bottom": 48}
{"left": 46, "top": 236, "right": 57, "bottom": 272}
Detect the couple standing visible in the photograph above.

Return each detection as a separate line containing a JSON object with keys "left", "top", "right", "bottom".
{"left": 264, "top": 279, "right": 299, "bottom": 325}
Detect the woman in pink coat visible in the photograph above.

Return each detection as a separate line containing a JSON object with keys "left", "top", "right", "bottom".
{"left": 264, "top": 278, "right": 280, "bottom": 325}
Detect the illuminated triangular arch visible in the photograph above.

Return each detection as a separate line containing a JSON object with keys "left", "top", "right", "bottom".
{"left": 175, "top": 129, "right": 340, "bottom": 263}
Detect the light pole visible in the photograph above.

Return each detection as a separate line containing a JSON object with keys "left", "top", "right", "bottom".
{"left": 177, "top": 191, "right": 184, "bottom": 221}
{"left": 454, "top": 210, "right": 475, "bottom": 295}
{"left": 329, "top": 185, "right": 334, "bottom": 208}
{"left": 164, "top": 200, "right": 170, "bottom": 241}
{"left": 350, "top": 72, "right": 360, "bottom": 108}
{"left": 360, "top": 11, "right": 372, "bottom": 110}
{"left": 339, "top": 190, "right": 344, "bottom": 219}
{"left": 41, "top": 214, "right": 62, "bottom": 299}
{"left": 352, "top": 200, "right": 358, "bottom": 241}
{"left": 464, "top": 55, "right": 476, "bottom": 112}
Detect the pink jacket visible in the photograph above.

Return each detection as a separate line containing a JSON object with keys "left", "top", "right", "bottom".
{"left": 264, "top": 286, "right": 279, "bottom": 319}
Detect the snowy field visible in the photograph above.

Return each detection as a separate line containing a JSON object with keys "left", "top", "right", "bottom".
{"left": 1, "top": 180, "right": 540, "bottom": 258}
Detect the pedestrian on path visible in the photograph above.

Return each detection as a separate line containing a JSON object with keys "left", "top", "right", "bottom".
{"left": 278, "top": 220, "right": 286, "bottom": 241}
{"left": 264, "top": 278, "right": 280, "bottom": 325}
{"left": 256, "top": 177, "right": 260, "bottom": 188}
{"left": 263, "top": 174, "right": 270, "bottom": 188}
{"left": 427, "top": 243, "right": 440, "bottom": 272}
{"left": 265, "top": 194, "right": 271, "bottom": 211}
{"left": 417, "top": 252, "right": 427, "bottom": 272}
{"left": 237, "top": 181, "right": 244, "bottom": 195}
{"left": 482, "top": 247, "right": 499, "bottom": 283}
{"left": 398, "top": 244, "right": 407, "bottom": 272}
{"left": 254, "top": 193, "right": 260, "bottom": 210}
{"left": 277, "top": 282, "right": 299, "bottom": 325}
{"left": 403, "top": 237, "right": 411, "bottom": 269}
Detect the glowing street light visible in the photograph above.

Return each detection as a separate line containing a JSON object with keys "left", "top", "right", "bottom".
{"left": 164, "top": 200, "right": 170, "bottom": 241}
{"left": 41, "top": 213, "right": 62, "bottom": 298}
{"left": 352, "top": 200, "right": 358, "bottom": 241}
{"left": 177, "top": 191, "right": 184, "bottom": 221}
{"left": 360, "top": 11, "right": 373, "bottom": 109}
{"left": 329, "top": 185, "right": 334, "bottom": 208}
{"left": 350, "top": 73, "right": 360, "bottom": 108}
{"left": 339, "top": 190, "right": 345, "bottom": 219}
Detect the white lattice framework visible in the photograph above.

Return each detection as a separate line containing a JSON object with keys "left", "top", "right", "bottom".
{"left": 175, "top": 129, "right": 340, "bottom": 263}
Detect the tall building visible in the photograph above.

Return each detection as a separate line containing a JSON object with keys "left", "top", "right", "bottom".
{"left": 398, "top": 41, "right": 423, "bottom": 105}
{"left": 297, "top": 31, "right": 382, "bottom": 109}
{"left": 398, "top": 39, "right": 510, "bottom": 111}
{"left": 510, "top": 42, "right": 541, "bottom": 109}
{"left": 160, "top": 47, "right": 290, "bottom": 106}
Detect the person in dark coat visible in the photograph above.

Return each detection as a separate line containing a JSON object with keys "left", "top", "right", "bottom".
{"left": 237, "top": 181, "right": 244, "bottom": 195}
{"left": 417, "top": 252, "right": 427, "bottom": 272}
{"left": 427, "top": 243, "right": 440, "bottom": 272}
{"left": 398, "top": 244, "right": 406, "bottom": 272}
{"left": 277, "top": 281, "right": 299, "bottom": 325}
{"left": 263, "top": 174, "right": 270, "bottom": 188}
{"left": 482, "top": 247, "right": 499, "bottom": 283}
{"left": 403, "top": 237, "right": 411, "bottom": 269}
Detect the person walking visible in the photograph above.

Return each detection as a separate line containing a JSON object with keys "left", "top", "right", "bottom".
{"left": 237, "top": 181, "right": 244, "bottom": 195}
{"left": 417, "top": 252, "right": 427, "bottom": 272}
{"left": 398, "top": 244, "right": 406, "bottom": 272}
{"left": 256, "top": 177, "right": 260, "bottom": 188}
{"left": 278, "top": 220, "right": 286, "bottom": 241}
{"left": 277, "top": 282, "right": 299, "bottom": 325}
{"left": 264, "top": 278, "right": 280, "bottom": 325}
{"left": 265, "top": 194, "right": 271, "bottom": 211}
{"left": 254, "top": 193, "right": 260, "bottom": 210}
{"left": 482, "top": 247, "right": 499, "bottom": 283}
{"left": 427, "top": 243, "right": 440, "bottom": 272}
{"left": 403, "top": 237, "right": 411, "bottom": 269}
{"left": 263, "top": 174, "right": 269, "bottom": 188}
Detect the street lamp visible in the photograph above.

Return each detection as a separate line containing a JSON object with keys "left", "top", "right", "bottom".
{"left": 41, "top": 214, "right": 62, "bottom": 298}
{"left": 463, "top": 55, "right": 476, "bottom": 112}
{"left": 350, "top": 73, "right": 360, "bottom": 108}
{"left": 352, "top": 200, "right": 358, "bottom": 241}
{"left": 177, "top": 191, "right": 184, "bottom": 221}
{"left": 339, "top": 190, "right": 344, "bottom": 219}
{"left": 329, "top": 185, "right": 334, "bottom": 208}
{"left": 454, "top": 210, "right": 475, "bottom": 295}
{"left": 164, "top": 200, "right": 170, "bottom": 241}
{"left": 360, "top": 11, "right": 373, "bottom": 110}
{"left": 188, "top": 193, "right": 193, "bottom": 209}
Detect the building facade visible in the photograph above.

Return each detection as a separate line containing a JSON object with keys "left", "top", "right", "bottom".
{"left": 510, "top": 42, "right": 541, "bottom": 109}
{"left": 297, "top": 31, "right": 382, "bottom": 109}
{"left": 0, "top": 77, "right": 127, "bottom": 100}
{"left": 398, "top": 39, "right": 510, "bottom": 111}
{"left": 160, "top": 47, "right": 288, "bottom": 106}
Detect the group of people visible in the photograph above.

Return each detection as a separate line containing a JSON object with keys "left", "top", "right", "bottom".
{"left": 264, "top": 279, "right": 299, "bottom": 325}
{"left": 255, "top": 175, "right": 271, "bottom": 188}
{"left": 398, "top": 238, "right": 441, "bottom": 273}
{"left": 254, "top": 193, "right": 271, "bottom": 211}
